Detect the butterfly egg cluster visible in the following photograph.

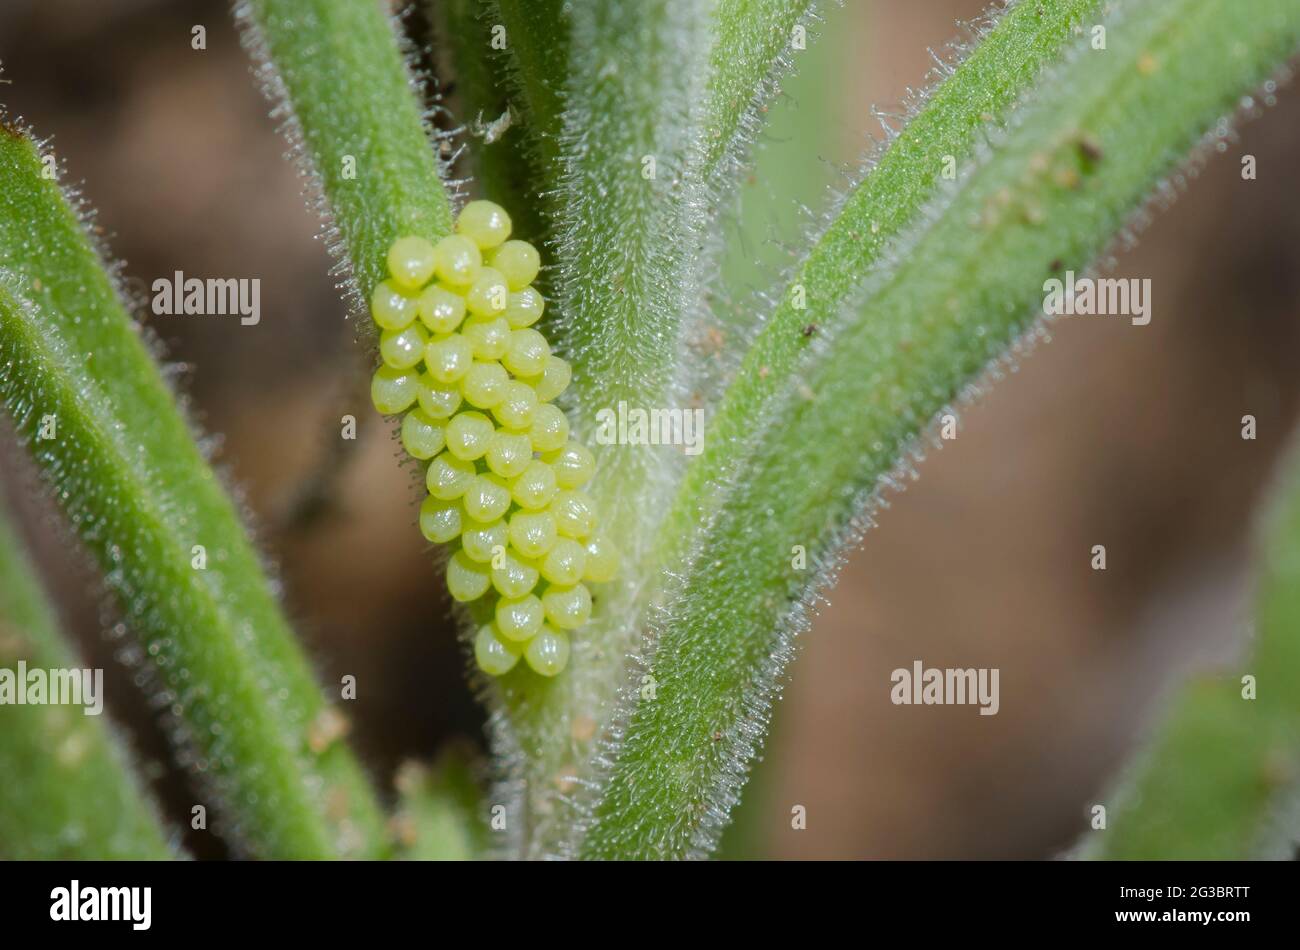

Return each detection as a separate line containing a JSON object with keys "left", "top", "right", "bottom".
{"left": 368, "top": 200, "right": 619, "bottom": 678}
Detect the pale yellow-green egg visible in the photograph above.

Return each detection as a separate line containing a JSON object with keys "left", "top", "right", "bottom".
{"left": 510, "top": 459, "right": 558, "bottom": 511}
{"left": 543, "top": 583, "right": 592, "bottom": 630}
{"left": 460, "top": 518, "right": 507, "bottom": 563}
{"left": 418, "top": 495, "right": 462, "bottom": 544}
{"left": 370, "top": 279, "right": 417, "bottom": 331}
{"left": 465, "top": 267, "right": 510, "bottom": 318}
{"left": 456, "top": 200, "right": 512, "bottom": 250}
{"left": 445, "top": 410, "right": 495, "bottom": 461}
{"left": 504, "top": 287, "right": 545, "bottom": 329}
{"left": 525, "top": 625, "right": 570, "bottom": 677}
{"left": 474, "top": 623, "right": 521, "bottom": 676}
{"left": 487, "top": 240, "right": 540, "bottom": 290}
{"left": 495, "top": 594, "right": 545, "bottom": 642}
{"left": 424, "top": 334, "right": 475, "bottom": 383}
{"left": 379, "top": 323, "right": 429, "bottom": 370}
{"left": 426, "top": 451, "right": 476, "bottom": 500}
{"left": 484, "top": 429, "right": 533, "bottom": 479}
{"left": 502, "top": 328, "right": 550, "bottom": 378}
{"left": 431, "top": 234, "right": 482, "bottom": 286}
{"left": 400, "top": 408, "right": 446, "bottom": 460}
{"left": 416, "top": 284, "right": 467, "bottom": 335}
{"left": 528, "top": 403, "right": 570, "bottom": 453}
{"left": 508, "top": 510, "right": 558, "bottom": 559}
{"left": 545, "top": 441, "right": 596, "bottom": 489}
{"left": 491, "top": 550, "right": 540, "bottom": 599}
{"left": 552, "top": 490, "right": 596, "bottom": 539}
{"left": 462, "top": 472, "right": 512, "bottom": 523}
{"left": 371, "top": 365, "right": 419, "bottom": 414}
{"left": 417, "top": 373, "right": 464, "bottom": 419}
{"left": 460, "top": 315, "right": 511, "bottom": 361}
{"left": 492, "top": 380, "right": 539, "bottom": 430}
{"left": 387, "top": 235, "right": 438, "bottom": 291}
{"left": 460, "top": 360, "right": 510, "bottom": 409}
{"left": 582, "top": 533, "right": 621, "bottom": 583}
{"left": 541, "top": 537, "right": 587, "bottom": 587}
{"left": 446, "top": 549, "right": 491, "bottom": 602}
{"left": 531, "top": 355, "right": 571, "bottom": 402}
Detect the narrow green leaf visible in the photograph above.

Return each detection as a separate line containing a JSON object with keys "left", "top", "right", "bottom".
{"left": 236, "top": 0, "right": 455, "bottom": 311}
{"left": 1085, "top": 441, "right": 1300, "bottom": 860}
{"left": 492, "top": 0, "right": 570, "bottom": 163}
{"left": 703, "top": 0, "right": 816, "bottom": 194}
{"left": 485, "top": 0, "right": 718, "bottom": 859}
{"left": 585, "top": 0, "right": 1300, "bottom": 858}
{"left": 436, "top": 0, "right": 548, "bottom": 244}
{"left": 0, "top": 504, "right": 174, "bottom": 860}
{"left": 672, "top": 0, "right": 1102, "bottom": 559}
{"left": 391, "top": 749, "right": 488, "bottom": 861}
{"left": 0, "top": 127, "right": 387, "bottom": 858}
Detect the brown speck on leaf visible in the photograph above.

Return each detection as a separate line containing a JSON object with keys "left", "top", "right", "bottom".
{"left": 388, "top": 813, "right": 419, "bottom": 848}
{"left": 325, "top": 785, "right": 351, "bottom": 821}
{"left": 701, "top": 325, "right": 725, "bottom": 355}
{"left": 1137, "top": 51, "right": 1158, "bottom": 75}
{"left": 1049, "top": 258, "right": 1063, "bottom": 272}
{"left": 1261, "top": 747, "right": 1295, "bottom": 788}
{"left": 801, "top": 323, "right": 818, "bottom": 338}
{"left": 758, "top": 365, "right": 770, "bottom": 379}
{"left": 554, "top": 768, "right": 579, "bottom": 794}
{"left": 1077, "top": 135, "right": 1104, "bottom": 163}
{"left": 31, "top": 278, "right": 43, "bottom": 292}
{"left": 57, "top": 730, "right": 90, "bottom": 769}
{"left": 712, "top": 731, "right": 723, "bottom": 742}
{"left": 0, "top": 624, "right": 29, "bottom": 660}
{"left": 571, "top": 715, "right": 597, "bottom": 743}
{"left": 1054, "top": 166, "right": 1081, "bottom": 190}
{"left": 394, "top": 760, "right": 428, "bottom": 796}
{"left": 308, "top": 705, "right": 350, "bottom": 754}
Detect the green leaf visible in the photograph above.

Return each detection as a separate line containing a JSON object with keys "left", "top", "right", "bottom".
{"left": 0, "top": 126, "right": 388, "bottom": 858}
{"left": 484, "top": 0, "right": 718, "bottom": 859}
{"left": 672, "top": 0, "right": 1102, "bottom": 559}
{"left": 391, "top": 747, "right": 487, "bottom": 861}
{"left": 1085, "top": 441, "right": 1300, "bottom": 859}
{"left": 435, "top": 0, "right": 549, "bottom": 244}
{"left": 493, "top": 0, "right": 570, "bottom": 166}
{"left": 0, "top": 503, "right": 174, "bottom": 859}
{"left": 236, "top": 0, "right": 456, "bottom": 312}
{"left": 583, "top": 0, "right": 1300, "bottom": 858}
{"left": 702, "top": 0, "right": 816, "bottom": 195}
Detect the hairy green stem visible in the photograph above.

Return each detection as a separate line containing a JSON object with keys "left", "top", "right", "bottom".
{"left": 0, "top": 129, "right": 387, "bottom": 858}
{"left": 237, "top": 0, "right": 455, "bottom": 311}
{"left": 584, "top": 0, "right": 1300, "bottom": 858}
{"left": 480, "top": 0, "right": 717, "bottom": 859}
{"left": 670, "top": 0, "right": 1101, "bottom": 560}
{"left": 703, "top": 0, "right": 815, "bottom": 193}
{"left": 0, "top": 504, "right": 174, "bottom": 859}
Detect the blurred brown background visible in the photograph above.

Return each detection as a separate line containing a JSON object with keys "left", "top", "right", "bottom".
{"left": 1, "top": 0, "right": 1297, "bottom": 859}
